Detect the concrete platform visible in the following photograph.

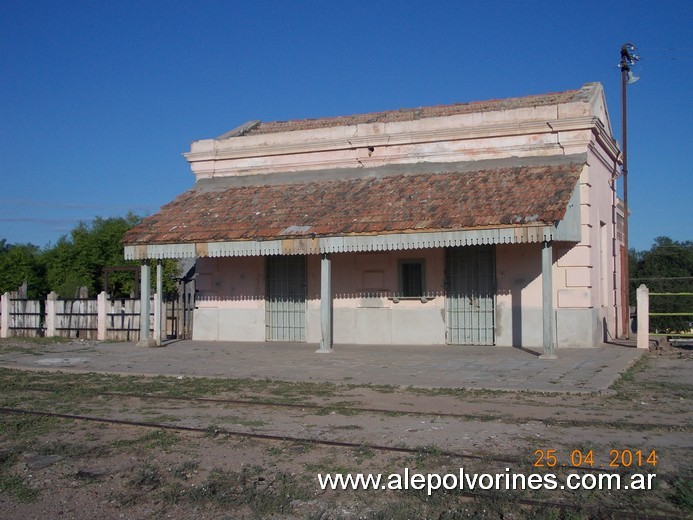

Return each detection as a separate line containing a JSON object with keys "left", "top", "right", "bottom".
{"left": 0, "top": 339, "right": 646, "bottom": 393}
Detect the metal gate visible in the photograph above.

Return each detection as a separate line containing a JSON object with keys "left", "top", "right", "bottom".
{"left": 265, "top": 255, "right": 307, "bottom": 341}
{"left": 445, "top": 246, "right": 496, "bottom": 345}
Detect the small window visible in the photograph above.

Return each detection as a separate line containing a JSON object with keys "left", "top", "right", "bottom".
{"left": 399, "top": 260, "right": 425, "bottom": 297}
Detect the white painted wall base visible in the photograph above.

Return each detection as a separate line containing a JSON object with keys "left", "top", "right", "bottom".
{"left": 556, "top": 308, "right": 601, "bottom": 348}
{"left": 193, "top": 308, "right": 266, "bottom": 342}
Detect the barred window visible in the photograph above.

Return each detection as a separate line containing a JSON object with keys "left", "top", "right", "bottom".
{"left": 399, "top": 260, "right": 425, "bottom": 297}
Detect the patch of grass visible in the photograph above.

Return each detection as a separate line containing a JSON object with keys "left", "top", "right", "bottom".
{"left": 171, "top": 460, "right": 199, "bottom": 481}
{"left": 313, "top": 401, "right": 362, "bottom": 416}
{"left": 107, "top": 490, "right": 140, "bottom": 508}
{"left": 0, "top": 367, "right": 353, "bottom": 407}
{"left": 140, "top": 414, "right": 181, "bottom": 425}
{"left": 0, "top": 474, "right": 40, "bottom": 502}
{"left": 110, "top": 430, "right": 179, "bottom": 451}
{"left": 610, "top": 353, "right": 693, "bottom": 403}
{"left": 0, "top": 414, "right": 64, "bottom": 443}
{"left": 330, "top": 424, "right": 363, "bottom": 431}
{"left": 415, "top": 444, "right": 443, "bottom": 457}
{"left": 203, "top": 424, "right": 227, "bottom": 438}
{"left": 159, "top": 482, "right": 185, "bottom": 504}
{"left": 141, "top": 430, "right": 180, "bottom": 450}
{"left": 0, "top": 346, "right": 46, "bottom": 356}
{"left": 35, "top": 440, "right": 109, "bottom": 459}
{"left": 304, "top": 459, "right": 354, "bottom": 474}
{"left": 364, "top": 384, "right": 398, "bottom": 394}
{"left": 364, "top": 500, "right": 416, "bottom": 519}
{"left": 412, "top": 444, "right": 445, "bottom": 470}
{"left": 0, "top": 448, "right": 39, "bottom": 502}
{"left": 405, "top": 385, "right": 510, "bottom": 399}
{"left": 184, "top": 466, "right": 305, "bottom": 517}
{"left": 110, "top": 437, "right": 139, "bottom": 449}
{"left": 228, "top": 417, "right": 266, "bottom": 428}
{"left": 353, "top": 445, "right": 375, "bottom": 460}
{"left": 265, "top": 380, "right": 344, "bottom": 403}
{"left": 129, "top": 462, "right": 162, "bottom": 490}
{"left": 610, "top": 355, "right": 650, "bottom": 392}
{"left": 670, "top": 478, "right": 693, "bottom": 512}
{"left": 0, "top": 336, "right": 71, "bottom": 349}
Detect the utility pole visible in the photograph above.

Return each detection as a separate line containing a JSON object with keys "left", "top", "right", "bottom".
{"left": 619, "top": 42, "right": 638, "bottom": 339}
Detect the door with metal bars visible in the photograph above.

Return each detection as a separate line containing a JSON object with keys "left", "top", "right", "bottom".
{"left": 265, "top": 255, "right": 307, "bottom": 341}
{"left": 445, "top": 245, "right": 496, "bottom": 345}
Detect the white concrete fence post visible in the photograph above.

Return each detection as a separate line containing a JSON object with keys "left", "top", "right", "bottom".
{"left": 45, "top": 291, "right": 59, "bottom": 337}
{"left": 636, "top": 284, "right": 649, "bottom": 349}
{"left": 97, "top": 291, "right": 108, "bottom": 341}
{"left": 0, "top": 292, "right": 9, "bottom": 338}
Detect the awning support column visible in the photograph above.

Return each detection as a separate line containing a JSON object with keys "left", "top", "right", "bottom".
{"left": 317, "top": 253, "right": 333, "bottom": 353}
{"left": 154, "top": 260, "right": 163, "bottom": 346}
{"left": 137, "top": 260, "right": 156, "bottom": 347}
{"left": 540, "top": 240, "right": 557, "bottom": 359}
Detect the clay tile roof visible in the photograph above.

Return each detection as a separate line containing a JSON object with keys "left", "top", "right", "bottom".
{"left": 236, "top": 84, "right": 595, "bottom": 136}
{"left": 123, "top": 158, "right": 584, "bottom": 246}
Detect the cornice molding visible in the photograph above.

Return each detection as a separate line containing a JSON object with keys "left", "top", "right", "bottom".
{"left": 191, "top": 143, "right": 567, "bottom": 178}
{"left": 183, "top": 116, "right": 604, "bottom": 164}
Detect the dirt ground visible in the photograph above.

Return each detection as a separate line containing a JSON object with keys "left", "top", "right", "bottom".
{"left": 0, "top": 338, "right": 691, "bottom": 519}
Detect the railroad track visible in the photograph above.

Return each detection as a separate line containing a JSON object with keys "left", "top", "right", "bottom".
{"left": 16, "top": 386, "right": 691, "bottom": 433}
{"left": 0, "top": 406, "right": 686, "bottom": 520}
{"left": 0, "top": 404, "right": 691, "bottom": 520}
{"left": 3, "top": 403, "right": 680, "bottom": 476}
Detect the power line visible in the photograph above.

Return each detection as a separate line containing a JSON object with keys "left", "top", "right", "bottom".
{"left": 638, "top": 47, "right": 693, "bottom": 52}
{"left": 631, "top": 277, "right": 693, "bottom": 281}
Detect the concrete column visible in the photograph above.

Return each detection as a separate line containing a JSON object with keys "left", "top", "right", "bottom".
{"left": 636, "top": 284, "right": 649, "bottom": 349}
{"left": 1, "top": 292, "right": 10, "bottom": 338}
{"left": 45, "top": 291, "right": 59, "bottom": 337}
{"left": 317, "top": 253, "right": 333, "bottom": 353}
{"left": 97, "top": 291, "right": 107, "bottom": 341}
{"left": 154, "top": 260, "right": 163, "bottom": 346}
{"left": 137, "top": 261, "right": 155, "bottom": 347}
{"left": 540, "top": 240, "right": 557, "bottom": 359}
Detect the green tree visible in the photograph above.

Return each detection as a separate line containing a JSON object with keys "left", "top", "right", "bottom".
{"left": 43, "top": 217, "right": 137, "bottom": 297}
{"left": 2, "top": 216, "right": 180, "bottom": 300}
{"left": 631, "top": 236, "right": 693, "bottom": 332}
{"left": 0, "top": 243, "right": 47, "bottom": 298}
{"left": 43, "top": 214, "right": 179, "bottom": 298}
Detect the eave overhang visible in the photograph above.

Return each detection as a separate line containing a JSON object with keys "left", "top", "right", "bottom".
{"left": 124, "top": 156, "right": 583, "bottom": 260}
{"left": 125, "top": 191, "right": 581, "bottom": 260}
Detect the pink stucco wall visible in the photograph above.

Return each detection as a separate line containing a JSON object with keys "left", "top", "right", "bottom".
{"left": 194, "top": 250, "right": 448, "bottom": 345}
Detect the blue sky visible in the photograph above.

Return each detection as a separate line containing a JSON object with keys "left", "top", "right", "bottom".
{"left": 1, "top": 0, "right": 690, "bottom": 251}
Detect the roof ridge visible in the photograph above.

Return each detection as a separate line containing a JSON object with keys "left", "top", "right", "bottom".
{"left": 227, "top": 83, "right": 597, "bottom": 138}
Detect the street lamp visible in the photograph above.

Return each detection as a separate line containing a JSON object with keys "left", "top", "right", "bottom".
{"left": 619, "top": 42, "right": 638, "bottom": 339}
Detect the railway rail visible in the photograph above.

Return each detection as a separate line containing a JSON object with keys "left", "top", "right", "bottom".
{"left": 0, "top": 406, "right": 686, "bottom": 520}
{"left": 17, "top": 386, "right": 691, "bottom": 433}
